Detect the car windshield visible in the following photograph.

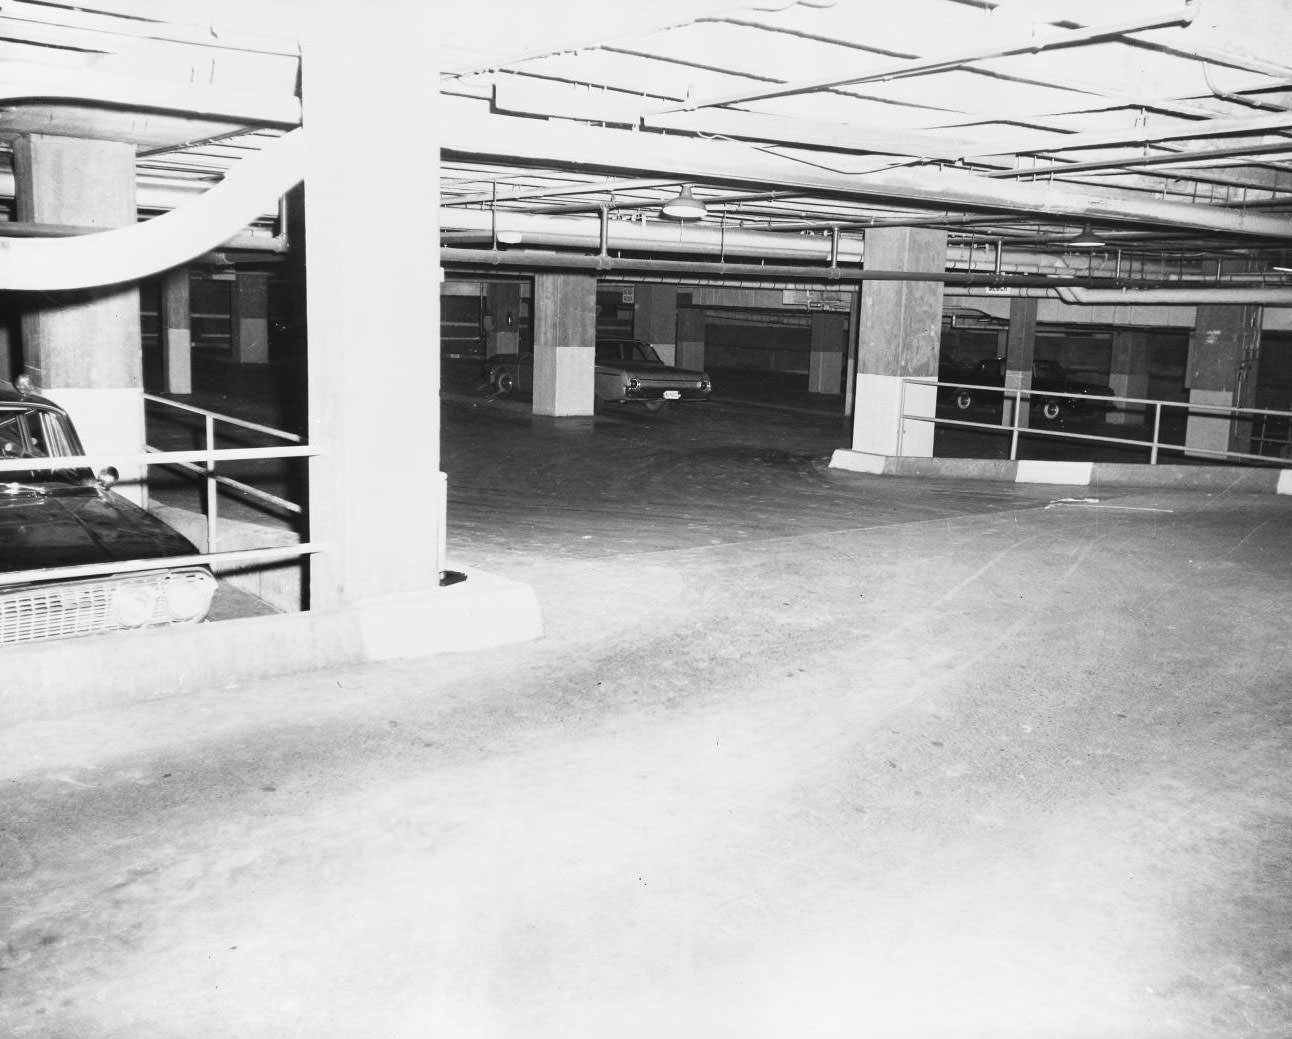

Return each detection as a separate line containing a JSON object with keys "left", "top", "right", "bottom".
{"left": 0, "top": 405, "right": 90, "bottom": 488}
{"left": 1033, "top": 360, "right": 1064, "bottom": 378}
{"left": 596, "top": 340, "right": 661, "bottom": 364}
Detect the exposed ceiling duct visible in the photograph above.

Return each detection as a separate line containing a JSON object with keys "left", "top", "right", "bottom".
{"left": 0, "top": 129, "right": 305, "bottom": 291}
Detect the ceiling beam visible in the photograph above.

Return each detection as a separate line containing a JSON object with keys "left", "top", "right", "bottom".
{"left": 638, "top": 108, "right": 1014, "bottom": 170}
{"left": 989, "top": 140, "right": 1292, "bottom": 178}
{"left": 969, "top": 109, "right": 1292, "bottom": 161}
{"left": 0, "top": 72, "right": 301, "bottom": 128}
{"left": 440, "top": 97, "right": 1292, "bottom": 240}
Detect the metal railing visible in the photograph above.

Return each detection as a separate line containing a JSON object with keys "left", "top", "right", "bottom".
{"left": 898, "top": 378, "right": 1292, "bottom": 468}
{"left": 0, "top": 397, "right": 321, "bottom": 590}
{"left": 143, "top": 392, "right": 308, "bottom": 551}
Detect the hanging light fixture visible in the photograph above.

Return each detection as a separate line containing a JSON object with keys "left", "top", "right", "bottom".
{"left": 661, "top": 185, "right": 707, "bottom": 221}
{"left": 1067, "top": 222, "right": 1105, "bottom": 247}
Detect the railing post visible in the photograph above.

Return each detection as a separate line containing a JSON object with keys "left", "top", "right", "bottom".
{"left": 1009, "top": 387, "right": 1022, "bottom": 460}
{"left": 1151, "top": 402, "right": 1162, "bottom": 465}
{"left": 204, "top": 413, "right": 218, "bottom": 552}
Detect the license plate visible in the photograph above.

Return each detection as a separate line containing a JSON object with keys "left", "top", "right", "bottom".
{"left": 662, "top": 390, "right": 681, "bottom": 400}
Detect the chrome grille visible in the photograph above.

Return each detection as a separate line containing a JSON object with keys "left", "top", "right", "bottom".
{"left": 0, "top": 569, "right": 214, "bottom": 645}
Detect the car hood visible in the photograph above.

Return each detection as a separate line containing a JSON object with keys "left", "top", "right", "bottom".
{"left": 0, "top": 487, "right": 199, "bottom": 572}
{"left": 599, "top": 360, "right": 707, "bottom": 377}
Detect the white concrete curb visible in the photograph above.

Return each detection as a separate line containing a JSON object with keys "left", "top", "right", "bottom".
{"left": 1015, "top": 460, "right": 1094, "bottom": 485}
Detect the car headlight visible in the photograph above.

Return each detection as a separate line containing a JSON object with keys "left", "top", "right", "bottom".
{"left": 113, "top": 586, "right": 157, "bottom": 627}
{"left": 628, "top": 377, "right": 639, "bottom": 389}
{"left": 164, "top": 572, "right": 217, "bottom": 622}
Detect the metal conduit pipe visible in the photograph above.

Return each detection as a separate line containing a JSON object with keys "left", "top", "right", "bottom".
{"left": 0, "top": 128, "right": 305, "bottom": 291}
{"left": 439, "top": 247, "right": 1082, "bottom": 287}
{"left": 440, "top": 207, "right": 865, "bottom": 262}
{"left": 1055, "top": 285, "right": 1292, "bottom": 306}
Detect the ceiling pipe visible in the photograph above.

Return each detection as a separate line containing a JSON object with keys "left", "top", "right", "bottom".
{"left": 1055, "top": 285, "right": 1292, "bottom": 306}
{"left": 439, "top": 246, "right": 1085, "bottom": 287}
{"left": 0, "top": 128, "right": 305, "bottom": 290}
{"left": 439, "top": 206, "right": 865, "bottom": 262}
{"left": 650, "top": 6, "right": 1196, "bottom": 113}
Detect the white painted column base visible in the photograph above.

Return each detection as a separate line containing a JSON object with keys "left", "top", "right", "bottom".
{"left": 534, "top": 345, "right": 595, "bottom": 417}
{"left": 355, "top": 568, "right": 543, "bottom": 661}
{"left": 49, "top": 386, "right": 146, "bottom": 505}
{"left": 649, "top": 342, "right": 676, "bottom": 366}
{"left": 1184, "top": 388, "right": 1234, "bottom": 458}
{"left": 851, "top": 373, "right": 935, "bottom": 457}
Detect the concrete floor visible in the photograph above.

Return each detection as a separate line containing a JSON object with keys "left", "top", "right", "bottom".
{"left": 2, "top": 381, "right": 1290, "bottom": 1038}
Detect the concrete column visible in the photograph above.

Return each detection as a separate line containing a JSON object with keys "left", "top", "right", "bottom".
{"left": 852, "top": 227, "right": 947, "bottom": 457}
{"left": 231, "top": 271, "right": 271, "bottom": 365}
{"left": 1185, "top": 304, "right": 1261, "bottom": 457}
{"left": 0, "top": 321, "right": 12, "bottom": 383}
{"left": 13, "top": 133, "right": 144, "bottom": 502}
{"left": 302, "top": 3, "right": 443, "bottom": 610}
{"left": 484, "top": 282, "right": 521, "bottom": 356}
{"left": 1108, "top": 329, "right": 1149, "bottom": 426}
{"left": 676, "top": 307, "right": 705, "bottom": 372}
{"left": 532, "top": 272, "right": 596, "bottom": 417}
{"left": 160, "top": 267, "right": 193, "bottom": 394}
{"left": 1002, "top": 297, "right": 1037, "bottom": 428}
{"left": 634, "top": 283, "right": 679, "bottom": 365}
{"left": 808, "top": 311, "right": 846, "bottom": 395}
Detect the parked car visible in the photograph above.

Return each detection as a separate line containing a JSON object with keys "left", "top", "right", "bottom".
{"left": 484, "top": 338, "right": 712, "bottom": 412}
{"left": 945, "top": 357, "right": 1114, "bottom": 421}
{"left": 0, "top": 376, "right": 216, "bottom": 645}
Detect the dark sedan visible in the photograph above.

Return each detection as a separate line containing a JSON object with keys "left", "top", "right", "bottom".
{"left": 0, "top": 377, "right": 216, "bottom": 644}
{"left": 484, "top": 338, "right": 712, "bottom": 412}
{"left": 945, "top": 358, "right": 1115, "bottom": 422}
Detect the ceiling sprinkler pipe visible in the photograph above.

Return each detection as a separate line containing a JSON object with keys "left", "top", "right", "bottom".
{"left": 1056, "top": 285, "right": 1292, "bottom": 306}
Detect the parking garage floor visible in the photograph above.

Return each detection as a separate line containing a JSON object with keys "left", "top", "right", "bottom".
{"left": 2, "top": 369, "right": 1290, "bottom": 1038}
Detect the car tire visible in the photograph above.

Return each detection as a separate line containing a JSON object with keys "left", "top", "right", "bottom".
{"left": 495, "top": 370, "right": 516, "bottom": 395}
{"left": 954, "top": 390, "right": 974, "bottom": 411}
{"left": 1040, "top": 399, "right": 1062, "bottom": 421}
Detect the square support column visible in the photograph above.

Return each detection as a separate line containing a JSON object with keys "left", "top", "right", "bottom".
{"left": 1002, "top": 297, "right": 1037, "bottom": 429}
{"left": 533, "top": 272, "right": 596, "bottom": 417}
{"left": 808, "top": 311, "right": 847, "bottom": 395}
{"left": 160, "top": 267, "right": 193, "bottom": 395}
{"left": 851, "top": 228, "right": 946, "bottom": 457}
{"left": 1185, "top": 304, "right": 1261, "bottom": 457}
{"left": 676, "top": 306, "right": 705, "bottom": 372}
{"left": 302, "top": 3, "right": 444, "bottom": 611}
{"left": 13, "top": 134, "right": 144, "bottom": 503}
{"left": 1108, "top": 329, "right": 1149, "bottom": 425}
{"left": 232, "top": 271, "right": 271, "bottom": 365}
{"left": 633, "top": 283, "right": 679, "bottom": 365}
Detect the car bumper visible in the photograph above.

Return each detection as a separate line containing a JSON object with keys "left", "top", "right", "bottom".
{"left": 616, "top": 388, "right": 712, "bottom": 402}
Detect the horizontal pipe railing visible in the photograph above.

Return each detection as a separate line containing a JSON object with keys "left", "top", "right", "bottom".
{"left": 143, "top": 393, "right": 304, "bottom": 443}
{"left": 0, "top": 543, "right": 325, "bottom": 589}
{"left": 1, "top": 395, "right": 317, "bottom": 600}
{"left": 0, "top": 444, "right": 315, "bottom": 473}
{"left": 900, "top": 378, "right": 1292, "bottom": 467}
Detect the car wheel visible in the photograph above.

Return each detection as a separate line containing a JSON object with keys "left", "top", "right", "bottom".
{"left": 495, "top": 370, "right": 516, "bottom": 395}
{"left": 1041, "top": 399, "right": 1061, "bottom": 421}
{"left": 954, "top": 390, "right": 974, "bottom": 411}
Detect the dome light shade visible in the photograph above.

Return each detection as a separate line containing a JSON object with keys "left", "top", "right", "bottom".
{"left": 662, "top": 185, "right": 707, "bottom": 221}
{"left": 1068, "top": 222, "right": 1104, "bottom": 247}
